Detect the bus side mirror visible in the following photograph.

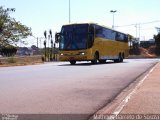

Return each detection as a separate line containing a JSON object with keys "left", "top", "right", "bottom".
{"left": 55, "top": 33, "right": 61, "bottom": 43}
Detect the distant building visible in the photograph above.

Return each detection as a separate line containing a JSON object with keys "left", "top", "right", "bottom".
{"left": 31, "top": 45, "right": 41, "bottom": 55}
{"left": 16, "top": 47, "right": 32, "bottom": 56}
{"left": 16, "top": 45, "right": 42, "bottom": 56}
{"left": 140, "top": 39, "right": 155, "bottom": 48}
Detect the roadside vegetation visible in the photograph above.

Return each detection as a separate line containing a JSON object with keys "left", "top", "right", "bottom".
{"left": 0, "top": 6, "right": 32, "bottom": 47}
{"left": 0, "top": 6, "right": 37, "bottom": 66}
{"left": 0, "top": 6, "right": 31, "bottom": 57}
{"left": 0, "top": 56, "right": 43, "bottom": 67}
{"left": 129, "top": 32, "right": 160, "bottom": 58}
{"left": 154, "top": 33, "right": 160, "bottom": 55}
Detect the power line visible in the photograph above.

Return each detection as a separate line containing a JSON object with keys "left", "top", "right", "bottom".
{"left": 120, "top": 27, "right": 158, "bottom": 32}
{"left": 115, "top": 20, "right": 160, "bottom": 28}
{"left": 140, "top": 20, "right": 160, "bottom": 25}
{"left": 115, "top": 24, "right": 135, "bottom": 28}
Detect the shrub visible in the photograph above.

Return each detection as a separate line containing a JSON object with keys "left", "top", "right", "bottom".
{"left": 41, "top": 56, "right": 45, "bottom": 62}
{"left": 0, "top": 45, "right": 17, "bottom": 57}
{"left": 7, "top": 57, "right": 16, "bottom": 63}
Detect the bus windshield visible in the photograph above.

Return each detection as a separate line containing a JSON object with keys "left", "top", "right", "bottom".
{"left": 59, "top": 24, "right": 88, "bottom": 50}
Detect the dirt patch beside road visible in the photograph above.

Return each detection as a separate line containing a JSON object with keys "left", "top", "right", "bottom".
{"left": 0, "top": 56, "right": 43, "bottom": 67}
{"left": 128, "top": 46, "right": 158, "bottom": 59}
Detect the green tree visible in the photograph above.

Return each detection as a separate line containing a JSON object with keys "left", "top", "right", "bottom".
{"left": 0, "top": 6, "right": 32, "bottom": 47}
{"left": 154, "top": 33, "right": 160, "bottom": 55}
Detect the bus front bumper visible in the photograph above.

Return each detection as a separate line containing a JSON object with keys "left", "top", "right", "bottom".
{"left": 59, "top": 54, "right": 88, "bottom": 61}
{"left": 59, "top": 50, "right": 92, "bottom": 61}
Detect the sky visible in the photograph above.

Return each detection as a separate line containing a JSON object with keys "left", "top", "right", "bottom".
{"left": 1, "top": 0, "right": 160, "bottom": 47}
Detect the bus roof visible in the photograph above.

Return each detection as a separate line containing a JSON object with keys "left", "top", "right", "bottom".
{"left": 62, "top": 23, "right": 130, "bottom": 36}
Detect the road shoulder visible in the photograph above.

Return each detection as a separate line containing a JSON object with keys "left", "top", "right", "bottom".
{"left": 121, "top": 62, "right": 160, "bottom": 114}
{"left": 89, "top": 61, "right": 160, "bottom": 119}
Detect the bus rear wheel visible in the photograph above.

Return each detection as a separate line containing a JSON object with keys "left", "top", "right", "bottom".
{"left": 99, "top": 60, "right": 106, "bottom": 64}
{"left": 114, "top": 54, "right": 123, "bottom": 63}
{"left": 70, "top": 60, "right": 76, "bottom": 65}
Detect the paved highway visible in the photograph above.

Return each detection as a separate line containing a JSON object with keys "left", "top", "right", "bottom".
{"left": 0, "top": 59, "right": 158, "bottom": 119}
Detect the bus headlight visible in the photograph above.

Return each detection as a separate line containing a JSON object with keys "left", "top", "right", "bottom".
{"left": 79, "top": 52, "right": 86, "bottom": 55}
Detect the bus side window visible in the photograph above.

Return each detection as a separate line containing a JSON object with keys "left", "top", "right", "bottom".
{"left": 124, "top": 35, "right": 128, "bottom": 42}
{"left": 115, "top": 33, "right": 120, "bottom": 40}
{"left": 89, "top": 25, "right": 94, "bottom": 35}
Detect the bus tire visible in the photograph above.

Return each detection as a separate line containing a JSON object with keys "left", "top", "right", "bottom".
{"left": 91, "top": 52, "right": 99, "bottom": 64}
{"left": 99, "top": 60, "right": 106, "bottom": 64}
{"left": 114, "top": 59, "right": 119, "bottom": 63}
{"left": 119, "top": 53, "right": 123, "bottom": 62}
{"left": 70, "top": 60, "right": 76, "bottom": 65}
{"left": 114, "top": 54, "right": 123, "bottom": 63}
{"left": 120, "top": 57, "right": 123, "bottom": 62}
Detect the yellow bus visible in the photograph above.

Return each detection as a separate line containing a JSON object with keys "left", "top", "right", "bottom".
{"left": 55, "top": 23, "right": 129, "bottom": 65}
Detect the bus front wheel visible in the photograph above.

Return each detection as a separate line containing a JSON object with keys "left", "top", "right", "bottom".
{"left": 91, "top": 52, "right": 99, "bottom": 64}
{"left": 70, "top": 60, "right": 76, "bottom": 65}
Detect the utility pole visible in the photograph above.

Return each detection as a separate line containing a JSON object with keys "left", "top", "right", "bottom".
{"left": 40, "top": 38, "right": 41, "bottom": 48}
{"left": 139, "top": 24, "right": 141, "bottom": 41}
{"left": 37, "top": 37, "right": 38, "bottom": 48}
{"left": 135, "top": 24, "right": 138, "bottom": 40}
{"left": 135, "top": 23, "right": 141, "bottom": 45}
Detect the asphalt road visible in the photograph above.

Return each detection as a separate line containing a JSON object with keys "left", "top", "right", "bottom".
{"left": 0, "top": 59, "right": 158, "bottom": 119}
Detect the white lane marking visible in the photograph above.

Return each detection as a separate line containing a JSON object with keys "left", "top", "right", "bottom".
{"left": 108, "top": 62, "right": 159, "bottom": 120}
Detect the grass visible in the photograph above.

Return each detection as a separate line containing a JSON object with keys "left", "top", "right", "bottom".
{"left": 7, "top": 57, "right": 16, "bottom": 63}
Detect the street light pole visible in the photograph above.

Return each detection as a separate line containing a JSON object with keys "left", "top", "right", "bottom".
{"left": 69, "top": 0, "right": 71, "bottom": 24}
{"left": 110, "top": 10, "right": 117, "bottom": 29}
